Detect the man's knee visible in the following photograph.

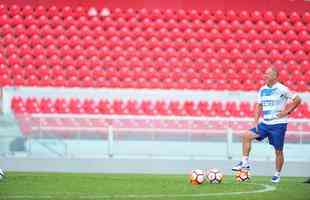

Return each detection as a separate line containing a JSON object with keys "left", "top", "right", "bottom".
{"left": 243, "top": 131, "right": 256, "bottom": 141}
{"left": 275, "top": 150, "right": 283, "bottom": 157}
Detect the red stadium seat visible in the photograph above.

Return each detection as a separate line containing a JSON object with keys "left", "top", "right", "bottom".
{"left": 25, "top": 97, "right": 40, "bottom": 113}
{"left": 52, "top": 75, "right": 66, "bottom": 87}
{"left": 11, "top": 96, "right": 22, "bottom": 109}
{"left": 197, "top": 101, "right": 210, "bottom": 116}
{"left": 20, "top": 5, "right": 33, "bottom": 16}
{"left": 225, "top": 101, "right": 239, "bottom": 117}
{"left": 112, "top": 99, "right": 125, "bottom": 114}
{"left": 39, "top": 75, "right": 52, "bottom": 87}
{"left": 183, "top": 100, "right": 198, "bottom": 116}
{"left": 13, "top": 74, "right": 25, "bottom": 86}
{"left": 15, "top": 24, "right": 26, "bottom": 36}
{"left": 140, "top": 100, "right": 154, "bottom": 115}
{"left": 9, "top": 4, "right": 20, "bottom": 16}
{"left": 68, "top": 98, "right": 82, "bottom": 114}
{"left": 251, "top": 11, "right": 263, "bottom": 22}
{"left": 26, "top": 75, "right": 40, "bottom": 87}
{"left": 54, "top": 98, "right": 69, "bottom": 113}
{"left": 40, "top": 98, "right": 55, "bottom": 113}
{"left": 154, "top": 100, "right": 169, "bottom": 116}
{"left": 34, "top": 5, "right": 46, "bottom": 17}
{"left": 81, "top": 76, "right": 94, "bottom": 88}
{"left": 302, "top": 12, "right": 310, "bottom": 24}
{"left": 126, "top": 99, "right": 139, "bottom": 115}
{"left": 264, "top": 11, "right": 275, "bottom": 22}
{"left": 97, "top": 99, "right": 111, "bottom": 114}
{"left": 11, "top": 97, "right": 26, "bottom": 114}
{"left": 239, "top": 101, "right": 253, "bottom": 117}
{"left": 83, "top": 98, "right": 97, "bottom": 114}
{"left": 239, "top": 11, "right": 250, "bottom": 22}
{"left": 276, "top": 11, "right": 287, "bottom": 23}
{"left": 0, "top": 73, "right": 12, "bottom": 86}
{"left": 67, "top": 76, "right": 80, "bottom": 87}
{"left": 169, "top": 101, "right": 184, "bottom": 116}
{"left": 51, "top": 65, "right": 65, "bottom": 77}
{"left": 46, "top": 6, "right": 58, "bottom": 17}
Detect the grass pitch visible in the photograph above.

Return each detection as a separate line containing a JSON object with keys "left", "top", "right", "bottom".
{"left": 0, "top": 172, "right": 309, "bottom": 200}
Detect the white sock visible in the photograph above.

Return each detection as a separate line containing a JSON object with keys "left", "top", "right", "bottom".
{"left": 275, "top": 171, "right": 281, "bottom": 177}
{"left": 242, "top": 156, "right": 249, "bottom": 165}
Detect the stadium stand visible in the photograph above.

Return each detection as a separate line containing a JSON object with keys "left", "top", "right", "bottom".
{"left": 0, "top": 1, "right": 309, "bottom": 171}
{"left": 0, "top": 3, "right": 309, "bottom": 143}
{"left": 0, "top": 5, "right": 309, "bottom": 91}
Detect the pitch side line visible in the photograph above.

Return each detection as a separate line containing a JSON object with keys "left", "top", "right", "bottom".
{"left": 3, "top": 183, "right": 276, "bottom": 199}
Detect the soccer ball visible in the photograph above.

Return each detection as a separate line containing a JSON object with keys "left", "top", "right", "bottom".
{"left": 235, "top": 170, "right": 250, "bottom": 182}
{"left": 206, "top": 168, "right": 223, "bottom": 184}
{"left": 0, "top": 168, "right": 4, "bottom": 180}
{"left": 189, "top": 169, "right": 206, "bottom": 185}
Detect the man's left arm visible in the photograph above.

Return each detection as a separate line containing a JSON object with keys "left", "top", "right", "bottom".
{"left": 277, "top": 95, "right": 302, "bottom": 118}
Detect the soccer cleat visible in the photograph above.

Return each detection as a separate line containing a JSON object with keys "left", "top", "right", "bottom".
{"left": 232, "top": 161, "right": 250, "bottom": 171}
{"left": 304, "top": 178, "right": 310, "bottom": 183}
{"left": 271, "top": 176, "right": 281, "bottom": 183}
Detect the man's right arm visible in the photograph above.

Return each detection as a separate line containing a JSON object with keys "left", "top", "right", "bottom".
{"left": 253, "top": 103, "right": 262, "bottom": 130}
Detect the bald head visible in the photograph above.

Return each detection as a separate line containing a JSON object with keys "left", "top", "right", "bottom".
{"left": 270, "top": 67, "right": 279, "bottom": 78}
{"left": 264, "top": 67, "right": 279, "bottom": 86}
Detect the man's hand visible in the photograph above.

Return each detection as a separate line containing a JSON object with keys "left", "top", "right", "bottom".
{"left": 276, "top": 111, "right": 288, "bottom": 119}
{"left": 253, "top": 103, "right": 262, "bottom": 133}
{"left": 277, "top": 96, "right": 301, "bottom": 119}
{"left": 253, "top": 121, "right": 259, "bottom": 133}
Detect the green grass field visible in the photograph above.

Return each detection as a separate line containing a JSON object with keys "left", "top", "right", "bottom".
{"left": 0, "top": 172, "right": 309, "bottom": 200}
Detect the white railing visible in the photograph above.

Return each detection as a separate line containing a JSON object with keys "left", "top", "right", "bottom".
{"left": 18, "top": 114, "right": 310, "bottom": 136}
{"left": 10, "top": 114, "right": 310, "bottom": 159}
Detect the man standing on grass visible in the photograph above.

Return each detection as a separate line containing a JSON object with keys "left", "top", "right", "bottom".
{"left": 232, "top": 67, "right": 301, "bottom": 183}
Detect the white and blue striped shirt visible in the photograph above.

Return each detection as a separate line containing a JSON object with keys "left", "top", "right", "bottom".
{"left": 257, "top": 82, "right": 296, "bottom": 125}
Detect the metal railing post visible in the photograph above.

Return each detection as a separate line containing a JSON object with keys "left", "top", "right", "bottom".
{"left": 226, "top": 128, "right": 233, "bottom": 159}
{"left": 108, "top": 125, "right": 114, "bottom": 158}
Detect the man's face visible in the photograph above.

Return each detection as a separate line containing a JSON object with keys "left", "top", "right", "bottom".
{"left": 264, "top": 68, "right": 277, "bottom": 84}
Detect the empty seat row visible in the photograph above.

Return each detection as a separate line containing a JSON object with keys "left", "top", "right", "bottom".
{"left": 2, "top": 48, "right": 309, "bottom": 70}
{"left": 1, "top": 20, "right": 309, "bottom": 44}
{"left": 1, "top": 39, "right": 310, "bottom": 59}
{"left": 2, "top": 4, "right": 310, "bottom": 24}
{"left": 2, "top": 62, "right": 306, "bottom": 79}
{"left": 1, "top": 18, "right": 309, "bottom": 35}
{"left": 11, "top": 96, "right": 310, "bottom": 118}
{"left": 1, "top": 76, "right": 308, "bottom": 92}
{"left": 2, "top": 40, "right": 309, "bottom": 60}
{"left": 1, "top": 5, "right": 86, "bottom": 18}
{"left": 2, "top": 74, "right": 309, "bottom": 91}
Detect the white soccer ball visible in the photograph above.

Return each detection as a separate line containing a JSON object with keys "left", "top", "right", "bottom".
{"left": 206, "top": 168, "right": 223, "bottom": 184}
{"left": 189, "top": 169, "right": 206, "bottom": 185}
{"left": 0, "top": 168, "right": 5, "bottom": 180}
{"left": 235, "top": 170, "right": 250, "bottom": 182}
